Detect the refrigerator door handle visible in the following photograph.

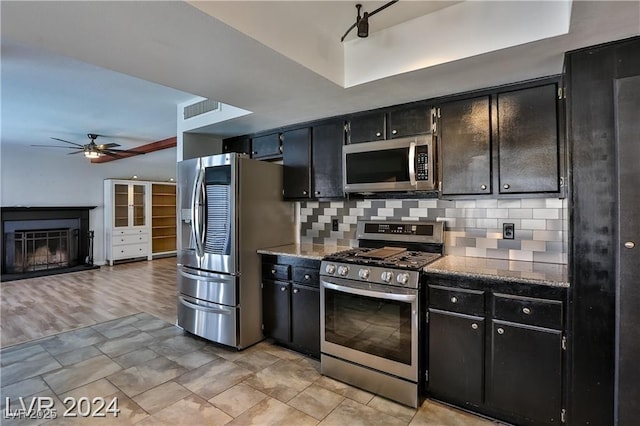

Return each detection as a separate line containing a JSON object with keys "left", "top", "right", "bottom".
{"left": 192, "top": 168, "right": 205, "bottom": 256}
{"left": 179, "top": 296, "right": 232, "bottom": 315}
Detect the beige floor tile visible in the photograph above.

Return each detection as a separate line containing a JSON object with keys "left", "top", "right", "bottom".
{"left": 209, "top": 382, "right": 268, "bottom": 418}
{"left": 243, "top": 359, "right": 319, "bottom": 402}
{"left": 59, "top": 378, "right": 119, "bottom": 400}
{"left": 176, "top": 358, "right": 253, "bottom": 400}
{"left": 1, "top": 346, "right": 62, "bottom": 386}
{"left": 226, "top": 397, "right": 318, "bottom": 426}
{"left": 313, "top": 376, "right": 375, "bottom": 405}
{"left": 288, "top": 383, "right": 345, "bottom": 420}
{"left": 45, "top": 391, "right": 147, "bottom": 426}
{"left": 409, "top": 399, "right": 496, "bottom": 426}
{"left": 233, "top": 350, "right": 281, "bottom": 372}
{"left": 112, "top": 348, "right": 159, "bottom": 369}
{"left": 133, "top": 381, "right": 192, "bottom": 414}
{"left": 368, "top": 395, "right": 417, "bottom": 423}
{"left": 318, "top": 398, "right": 406, "bottom": 426}
{"left": 136, "top": 394, "right": 232, "bottom": 426}
{"left": 42, "top": 355, "right": 121, "bottom": 394}
{"left": 253, "top": 341, "right": 305, "bottom": 361}
{"left": 163, "top": 348, "right": 220, "bottom": 370}
{"left": 106, "top": 356, "right": 187, "bottom": 397}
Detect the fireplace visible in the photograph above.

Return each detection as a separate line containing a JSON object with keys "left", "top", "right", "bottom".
{"left": 1, "top": 207, "right": 96, "bottom": 281}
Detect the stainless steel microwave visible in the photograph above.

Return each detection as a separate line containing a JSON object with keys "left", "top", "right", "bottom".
{"left": 343, "top": 135, "right": 435, "bottom": 193}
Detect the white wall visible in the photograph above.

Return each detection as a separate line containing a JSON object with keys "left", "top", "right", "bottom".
{"left": 1, "top": 144, "right": 178, "bottom": 264}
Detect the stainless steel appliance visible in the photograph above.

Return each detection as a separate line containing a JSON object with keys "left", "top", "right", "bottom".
{"left": 320, "top": 220, "right": 444, "bottom": 407}
{"left": 177, "top": 153, "right": 294, "bottom": 349}
{"left": 343, "top": 135, "right": 434, "bottom": 194}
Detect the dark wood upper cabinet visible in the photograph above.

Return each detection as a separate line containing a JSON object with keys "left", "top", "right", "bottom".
{"left": 251, "top": 132, "right": 282, "bottom": 160}
{"left": 347, "top": 110, "right": 386, "bottom": 144}
{"left": 387, "top": 102, "right": 431, "bottom": 139}
{"left": 222, "top": 135, "right": 251, "bottom": 156}
{"left": 497, "top": 83, "right": 560, "bottom": 194}
{"left": 282, "top": 127, "right": 311, "bottom": 199}
{"left": 311, "top": 120, "right": 344, "bottom": 199}
{"left": 439, "top": 96, "right": 492, "bottom": 196}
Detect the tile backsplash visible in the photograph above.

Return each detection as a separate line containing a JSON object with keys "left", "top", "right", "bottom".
{"left": 299, "top": 198, "right": 568, "bottom": 264}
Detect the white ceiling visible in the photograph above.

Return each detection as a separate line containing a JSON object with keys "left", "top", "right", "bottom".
{"left": 2, "top": 1, "right": 639, "bottom": 150}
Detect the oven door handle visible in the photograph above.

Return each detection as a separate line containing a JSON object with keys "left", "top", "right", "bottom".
{"left": 322, "top": 281, "right": 417, "bottom": 303}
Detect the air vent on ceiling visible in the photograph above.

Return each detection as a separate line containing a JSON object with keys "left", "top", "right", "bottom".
{"left": 183, "top": 99, "right": 220, "bottom": 120}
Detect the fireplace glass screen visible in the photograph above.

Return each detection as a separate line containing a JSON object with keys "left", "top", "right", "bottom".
{"left": 7, "top": 228, "right": 78, "bottom": 273}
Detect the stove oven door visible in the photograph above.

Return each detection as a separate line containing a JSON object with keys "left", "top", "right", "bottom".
{"left": 320, "top": 277, "right": 419, "bottom": 381}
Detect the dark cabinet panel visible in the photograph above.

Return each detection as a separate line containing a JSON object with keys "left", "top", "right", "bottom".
{"left": 311, "top": 120, "right": 344, "bottom": 199}
{"left": 429, "top": 309, "right": 485, "bottom": 406}
{"left": 282, "top": 128, "right": 311, "bottom": 199}
{"left": 487, "top": 320, "right": 563, "bottom": 424}
{"left": 222, "top": 135, "right": 251, "bottom": 156}
{"left": 252, "top": 133, "right": 282, "bottom": 160}
{"left": 262, "top": 280, "right": 290, "bottom": 343}
{"left": 348, "top": 111, "right": 386, "bottom": 144}
{"left": 291, "top": 284, "right": 320, "bottom": 358}
{"left": 439, "top": 96, "right": 492, "bottom": 196}
{"left": 387, "top": 103, "right": 431, "bottom": 139}
{"left": 497, "top": 84, "right": 560, "bottom": 194}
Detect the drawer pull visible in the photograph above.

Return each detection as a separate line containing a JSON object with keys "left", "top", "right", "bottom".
{"left": 471, "top": 323, "right": 478, "bottom": 330}
{"left": 304, "top": 274, "right": 311, "bottom": 280}
{"left": 271, "top": 269, "right": 276, "bottom": 275}
{"left": 522, "top": 307, "right": 532, "bottom": 315}
{"left": 497, "top": 328, "right": 505, "bottom": 335}
{"left": 293, "top": 288, "right": 299, "bottom": 294}
{"left": 280, "top": 286, "right": 287, "bottom": 292}
{"left": 450, "top": 296, "right": 458, "bottom": 303}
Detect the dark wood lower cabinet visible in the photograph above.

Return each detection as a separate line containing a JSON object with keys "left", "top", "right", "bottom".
{"left": 487, "top": 320, "right": 563, "bottom": 424}
{"left": 262, "top": 280, "right": 290, "bottom": 343}
{"left": 427, "top": 276, "right": 567, "bottom": 425}
{"left": 428, "top": 309, "right": 484, "bottom": 406}
{"left": 261, "top": 255, "right": 320, "bottom": 358}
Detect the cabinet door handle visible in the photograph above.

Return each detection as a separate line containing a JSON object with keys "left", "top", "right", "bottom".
{"left": 503, "top": 184, "right": 510, "bottom": 190}
{"left": 304, "top": 274, "right": 311, "bottom": 280}
{"left": 293, "top": 288, "right": 299, "bottom": 294}
{"left": 624, "top": 241, "right": 635, "bottom": 249}
{"left": 302, "top": 190, "right": 308, "bottom": 195}
{"left": 480, "top": 184, "right": 487, "bottom": 190}
{"left": 391, "top": 129, "right": 398, "bottom": 135}
{"left": 450, "top": 296, "right": 458, "bottom": 303}
{"left": 375, "top": 132, "right": 382, "bottom": 137}
{"left": 271, "top": 269, "right": 276, "bottom": 275}
{"left": 471, "top": 323, "right": 478, "bottom": 330}
{"left": 314, "top": 191, "right": 320, "bottom": 196}
{"left": 522, "top": 307, "right": 532, "bottom": 315}
{"left": 280, "top": 286, "right": 287, "bottom": 292}
{"left": 497, "top": 328, "right": 505, "bottom": 335}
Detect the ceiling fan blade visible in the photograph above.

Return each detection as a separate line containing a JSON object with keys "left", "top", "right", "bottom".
{"left": 50, "top": 137, "right": 84, "bottom": 147}
{"left": 98, "top": 143, "right": 121, "bottom": 149}
{"left": 31, "top": 144, "right": 81, "bottom": 149}
{"left": 101, "top": 151, "right": 121, "bottom": 158}
{"left": 67, "top": 150, "right": 85, "bottom": 155}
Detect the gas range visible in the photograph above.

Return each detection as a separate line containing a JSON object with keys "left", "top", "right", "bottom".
{"left": 320, "top": 220, "right": 444, "bottom": 289}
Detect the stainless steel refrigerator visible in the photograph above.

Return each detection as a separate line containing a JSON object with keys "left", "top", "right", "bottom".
{"left": 177, "top": 153, "right": 294, "bottom": 349}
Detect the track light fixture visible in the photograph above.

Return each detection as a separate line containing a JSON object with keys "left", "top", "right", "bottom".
{"left": 341, "top": 1, "right": 398, "bottom": 42}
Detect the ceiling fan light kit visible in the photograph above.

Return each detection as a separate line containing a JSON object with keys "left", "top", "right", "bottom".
{"left": 341, "top": 1, "right": 398, "bottom": 42}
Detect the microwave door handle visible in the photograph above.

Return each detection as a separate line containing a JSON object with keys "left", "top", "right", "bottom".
{"left": 408, "top": 142, "right": 417, "bottom": 186}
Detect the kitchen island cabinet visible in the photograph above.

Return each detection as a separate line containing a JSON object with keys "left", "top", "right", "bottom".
{"left": 261, "top": 254, "right": 320, "bottom": 358}
{"left": 425, "top": 272, "right": 567, "bottom": 425}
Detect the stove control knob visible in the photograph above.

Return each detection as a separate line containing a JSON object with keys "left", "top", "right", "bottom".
{"left": 325, "top": 264, "right": 336, "bottom": 275}
{"left": 358, "top": 269, "right": 370, "bottom": 280}
{"left": 396, "top": 273, "right": 410, "bottom": 285}
{"left": 381, "top": 271, "right": 393, "bottom": 283}
{"left": 338, "top": 265, "right": 349, "bottom": 276}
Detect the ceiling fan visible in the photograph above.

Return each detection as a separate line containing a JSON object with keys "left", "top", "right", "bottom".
{"left": 341, "top": 1, "right": 399, "bottom": 42}
{"left": 32, "top": 133, "right": 145, "bottom": 159}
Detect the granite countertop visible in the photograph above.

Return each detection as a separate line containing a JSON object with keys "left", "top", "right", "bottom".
{"left": 425, "top": 255, "right": 569, "bottom": 288}
{"left": 257, "top": 244, "right": 351, "bottom": 260}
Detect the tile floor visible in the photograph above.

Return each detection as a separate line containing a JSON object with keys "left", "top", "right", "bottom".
{"left": 1, "top": 313, "right": 497, "bottom": 425}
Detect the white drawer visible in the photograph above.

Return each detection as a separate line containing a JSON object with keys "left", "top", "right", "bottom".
{"left": 113, "top": 233, "right": 149, "bottom": 245}
{"left": 113, "top": 228, "right": 148, "bottom": 236}
{"left": 113, "top": 243, "right": 148, "bottom": 259}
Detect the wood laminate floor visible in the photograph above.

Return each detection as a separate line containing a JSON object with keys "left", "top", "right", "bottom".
{"left": 1, "top": 258, "right": 177, "bottom": 348}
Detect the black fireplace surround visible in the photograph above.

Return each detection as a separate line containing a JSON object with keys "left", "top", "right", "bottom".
{"left": 1, "top": 206, "right": 96, "bottom": 281}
